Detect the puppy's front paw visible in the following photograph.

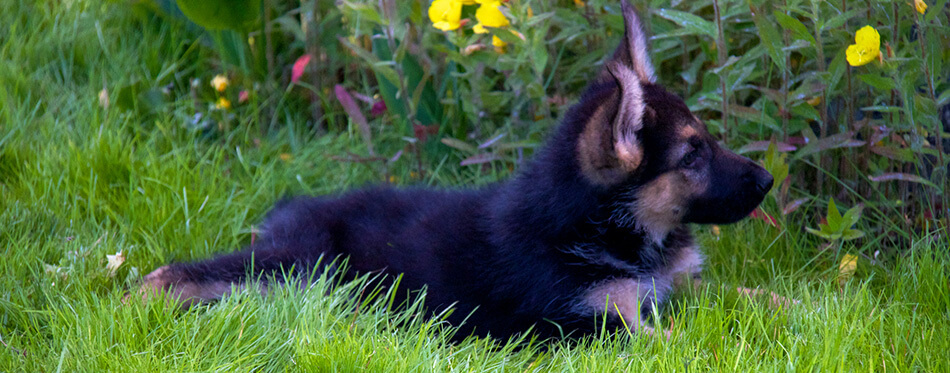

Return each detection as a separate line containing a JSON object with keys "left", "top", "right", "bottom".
{"left": 640, "top": 325, "right": 672, "bottom": 340}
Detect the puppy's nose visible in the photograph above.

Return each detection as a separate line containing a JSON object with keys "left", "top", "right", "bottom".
{"left": 755, "top": 169, "right": 774, "bottom": 194}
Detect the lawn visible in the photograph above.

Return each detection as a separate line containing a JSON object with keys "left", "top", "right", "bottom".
{"left": 1, "top": 1, "right": 948, "bottom": 371}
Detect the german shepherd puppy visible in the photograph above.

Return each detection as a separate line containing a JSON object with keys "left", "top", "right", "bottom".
{"left": 141, "top": 0, "right": 773, "bottom": 341}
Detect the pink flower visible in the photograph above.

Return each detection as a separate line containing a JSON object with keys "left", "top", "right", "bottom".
{"left": 370, "top": 100, "right": 387, "bottom": 116}
{"left": 291, "top": 55, "right": 311, "bottom": 84}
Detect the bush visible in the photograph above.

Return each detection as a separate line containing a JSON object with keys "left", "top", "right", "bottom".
{"left": 134, "top": 0, "right": 948, "bottom": 247}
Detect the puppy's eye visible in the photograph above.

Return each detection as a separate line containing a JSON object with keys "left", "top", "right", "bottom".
{"left": 680, "top": 148, "right": 701, "bottom": 168}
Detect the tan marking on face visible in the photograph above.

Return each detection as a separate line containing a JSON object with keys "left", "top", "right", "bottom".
{"left": 629, "top": 122, "right": 712, "bottom": 237}
{"left": 690, "top": 115, "right": 709, "bottom": 132}
{"left": 631, "top": 173, "right": 688, "bottom": 242}
{"left": 678, "top": 124, "right": 698, "bottom": 139}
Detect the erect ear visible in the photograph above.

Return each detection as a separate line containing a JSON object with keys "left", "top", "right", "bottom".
{"left": 609, "top": 0, "right": 655, "bottom": 83}
{"left": 577, "top": 63, "right": 649, "bottom": 186}
{"left": 577, "top": 1, "right": 655, "bottom": 186}
{"left": 608, "top": 1, "right": 656, "bottom": 172}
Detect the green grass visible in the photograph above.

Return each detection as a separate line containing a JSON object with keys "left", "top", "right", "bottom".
{"left": 1, "top": 1, "right": 948, "bottom": 371}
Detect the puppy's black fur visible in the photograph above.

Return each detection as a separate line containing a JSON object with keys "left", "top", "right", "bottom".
{"left": 142, "top": 1, "right": 773, "bottom": 341}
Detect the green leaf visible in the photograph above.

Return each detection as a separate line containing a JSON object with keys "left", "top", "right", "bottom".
{"left": 806, "top": 226, "right": 839, "bottom": 240}
{"left": 176, "top": 0, "right": 261, "bottom": 31}
{"left": 857, "top": 74, "right": 896, "bottom": 92}
{"left": 789, "top": 102, "right": 821, "bottom": 122}
{"left": 820, "top": 9, "right": 861, "bottom": 32}
{"left": 750, "top": 6, "right": 786, "bottom": 72}
{"left": 494, "top": 28, "right": 524, "bottom": 45}
{"left": 859, "top": 105, "right": 903, "bottom": 114}
{"left": 654, "top": 9, "right": 716, "bottom": 39}
{"left": 937, "top": 88, "right": 950, "bottom": 106}
{"left": 826, "top": 197, "right": 842, "bottom": 230}
{"left": 731, "top": 105, "right": 781, "bottom": 132}
{"left": 369, "top": 34, "right": 443, "bottom": 133}
{"left": 826, "top": 50, "right": 847, "bottom": 92}
{"left": 774, "top": 11, "right": 817, "bottom": 47}
{"left": 841, "top": 204, "right": 864, "bottom": 230}
{"left": 868, "top": 173, "right": 940, "bottom": 189}
{"left": 531, "top": 39, "right": 549, "bottom": 77}
{"left": 440, "top": 138, "right": 477, "bottom": 153}
{"left": 841, "top": 229, "right": 865, "bottom": 241}
{"left": 762, "top": 141, "right": 789, "bottom": 195}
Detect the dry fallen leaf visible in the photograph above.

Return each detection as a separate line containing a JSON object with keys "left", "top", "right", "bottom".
{"left": 98, "top": 88, "right": 109, "bottom": 108}
{"left": 106, "top": 250, "right": 125, "bottom": 277}
{"left": 838, "top": 253, "right": 858, "bottom": 285}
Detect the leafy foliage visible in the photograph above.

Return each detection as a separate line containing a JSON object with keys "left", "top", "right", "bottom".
{"left": 176, "top": 0, "right": 261, "bottom": 30}
{"left": 123, "top": 0, "right": 949, "bottom": 245}
{"left": 806, "top": 198, "right": 866, "bottom": 241}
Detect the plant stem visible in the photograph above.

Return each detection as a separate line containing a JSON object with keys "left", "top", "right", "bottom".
{"left": 913, "top": 8, "right": 947, "bottom": 219}
{"left": 811, "top": 0, "right": 828, "bottom": 196}
{"left": 303, "top": 0, "right": 325, "bottom": 131}
{"left": 713, "top": 0, "right": 729, "bottom": 140}
{"left": 380, "top": 0, "right": 423, "bottom": 176}
{"left": 265, "top": 0, "right": 274, "bottom": 80}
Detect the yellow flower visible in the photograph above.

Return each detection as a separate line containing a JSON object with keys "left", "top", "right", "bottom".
{"left": 460, "top": 0, "right": 477, "bottom": 4}
{"left": 914, "top": 0, "right": 927, "bottom": 14}
{"left": 429, "top": 0, "right": 463, "bottom": 31}
{"left": 473, "top": 0, "right": 509, "bottom": 34}
{"left": 574, "top": 0, "right": 586, "bottom": 7}
{"left": 492, "top": 35, "right": 507, "bottom": 53}
{"left": 215, "top": 97, "right": 231, "bottom": 110}
{"left": 210, "top": 74, "right": 229, "bottom": 92}
{"left": 845, "top": 26, "right": 880, "bottom": 67}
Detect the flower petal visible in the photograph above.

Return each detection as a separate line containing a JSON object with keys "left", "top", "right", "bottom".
{"left": 429, "top": 0, "right": 463, "bottom": 31}
{"left": 211, "top": 74, "right": 229, "bottom": 92}
{"left": 291, "top": 54, "right": 311, "bottom": 83}
{"left": 475, "top": 1, "right": 509, "bottom": 29}
{"left": 854, "top": 26, "right": 880, "bottom": 49}
{"left": 847, "top": 26, "right": 880, "bottom": 67}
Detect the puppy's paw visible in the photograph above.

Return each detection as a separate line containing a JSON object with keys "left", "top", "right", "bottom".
{"left": 141, "top": 265, "right": 175, "bottom": 293}
{"left": 639, "top": 325, "right": 672, "bottom": 341}
{"left": 127, "top": 265, "right": 228, "bottom": 308}
{"left": 123, "top": 265, "right": 181, "bottom": 306}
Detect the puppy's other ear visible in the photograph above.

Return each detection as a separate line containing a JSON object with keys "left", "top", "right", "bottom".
{"left": 610, "top": 0, "right": 655, "bottom": 83}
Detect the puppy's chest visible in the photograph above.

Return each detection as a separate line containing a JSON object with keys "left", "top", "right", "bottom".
{"left": 564, "top": 229, "right": 705, "bottom": 324}
{"left": 561, "top": 227, "right": 694, "bottom": 278}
